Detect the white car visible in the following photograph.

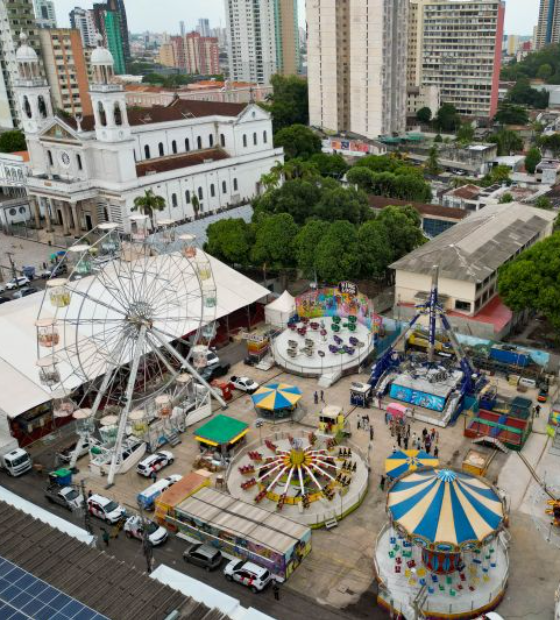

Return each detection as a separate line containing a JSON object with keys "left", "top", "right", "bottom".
{"left": 475, "top": 615, "right": 504, "bottom": 620}
{"left": 87, "top": 494, "right": 126, "bottom": 524}
{"left": 230, "top": 376, "right": 260, "bottom": 394}
{"left": 56, "top": 437, "right": 92, "bottom": 464}
{"left": 136, "top": 451, "right": 174, "bottom": 477}
{"left": 205, "top": 349, "right": 220, "bottom": 367}
{"left": 6, "top": 276, "right": 30, "bottom": 290}
{"left": 123, "top": 516, "right": 168, "bottom": 546}
{"left": 223, "top": 559, "right": 273, "bottom": 593}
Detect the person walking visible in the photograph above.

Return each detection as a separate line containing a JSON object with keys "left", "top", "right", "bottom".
{"left": 357, "top": 417, "right": 361, "bottom": 430}
{"left": 384, "top": 411, "right": 390, "bottom": 425}
{"left": 320, "top": 390, "right": 325, "bottom": 403}
{"left": 314, "top": 391, "right": 319, "bottom": 405}
{"left": 397, "top": 434, "right": 402, "bottom": 448}
{"left": 370, "top": 426, "right": 374, "bottom": 441}
{"left": 380, "top": 475, "right": 386, "bottom": 491}
{"left": 403, "top": 436, "right": 409, "bottom": 450}
{"left": 434, "top": 446, "right": 439, "bottom": 458}
{"left": 406, "top": 424, "right": 411, "bottom": 439}
{"left": 535, "top": 404, "right": 541, "bottom": 418}
{"left": 150, "top": 470, "right": 157, "bottom": 483}
{"left": 101, "top": 529, "right": 110, "bottom": 547}
{"left": 422, "top": 427, "right": 428, "bottom": 438}
{"left": 273, "top": 581, "right": 280, "bottom": 601}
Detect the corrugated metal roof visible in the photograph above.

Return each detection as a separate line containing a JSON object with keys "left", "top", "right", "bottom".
{"left": 391, "top": 202, "right": 556, "bottom": 283}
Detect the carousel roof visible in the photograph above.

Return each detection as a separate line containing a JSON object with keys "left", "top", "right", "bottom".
{"left": 388, "top": 469, "right": 504, "bottom": 548}
{"left": 252, "top": 383, "right": 302, "bottom": 411}
{"left": 385, "top": 449, "right": 439, "bottom": 479}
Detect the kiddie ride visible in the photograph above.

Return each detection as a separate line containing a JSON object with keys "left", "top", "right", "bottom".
{"left": 369, "top": 266, "right": 486, "bottom": 426}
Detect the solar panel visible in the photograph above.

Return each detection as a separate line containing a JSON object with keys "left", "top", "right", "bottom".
{"left": 0, "top": 556, "right": 108, "bottom": 620}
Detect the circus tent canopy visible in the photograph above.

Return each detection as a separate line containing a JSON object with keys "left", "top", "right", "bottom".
{"left": 385, "top": 450, "right": 439, "bottom": 480}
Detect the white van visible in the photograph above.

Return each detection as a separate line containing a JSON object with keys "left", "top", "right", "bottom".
{"left": 137, "top": 474, "right": 182, "bottom": 510}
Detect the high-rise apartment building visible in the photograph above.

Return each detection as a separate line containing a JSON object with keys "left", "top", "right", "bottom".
{"left": 410, "top": 0, "right": 505, "bottom": 118}
{"left": 180, "top": 21, "right": 186, "bottom": 37}
{"left": 198, "top": 18, "right": 211, "bottom": 38}
{"left": 70, "top": 7, "right": 97, "bottom": 49}
{"left": 93, "top": 4, "right": 126, "bottom": 74}
{"left": 34, "top": 0, "right": 56, "bottom": 28}
{"left": 536, "top": 0, "right": 560, "bottom": 49}
{"left": 171, "top": 35, "right": 187, "bottom": 72}
{"left": 307, "top": 0, "right": 408, "bottom": 140}
{"left": 185, "top": 32, "right": 220, "bottom": 75}
{"left": 0, "top": 0, "right": 42, "bottom": 128}
{"left": 38, "top": 29, "right": 92, "bottom": 118}
{"left": 225, "top": 0, "right": 299, "bottom": 84}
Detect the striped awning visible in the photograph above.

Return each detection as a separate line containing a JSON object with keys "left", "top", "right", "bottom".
{"left": 251, "top": 383, "right": 302, "bottom": 411}
{"left": 385, "top": 450, "right": 439, "bottom": 479}
{"left": 388, "top": 469, "right": 504, "bottom": 550}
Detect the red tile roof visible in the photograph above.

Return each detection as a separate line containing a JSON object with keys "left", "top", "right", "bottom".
{"left": 447, "top": 184, "right": 483, "bottom": 200}
{"left": 127, "top": 98, "right": 247, "bottom": 124}
{"left": 136, "top": 148, "right": 229, "bottom": 177}
{"left": 368, "top": 195, "right": 467, "bottom": 221}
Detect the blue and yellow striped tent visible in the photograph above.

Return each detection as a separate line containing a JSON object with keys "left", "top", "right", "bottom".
{"left": 251, "top": 383, "right": 303, "bottom": 411}
{"left": 385, "top": 450, "right": 439, "bottom": 479}
{"left": 388, "top": 469, "right": 504, "bottom": 550}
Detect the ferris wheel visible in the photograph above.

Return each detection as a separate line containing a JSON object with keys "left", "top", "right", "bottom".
{"left": 35, "top": 215, "right": 226, "bottom": 485}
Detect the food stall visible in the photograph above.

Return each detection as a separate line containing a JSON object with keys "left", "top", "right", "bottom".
{"left": 350, "top": 382, "right": 372, "bottom": 408}
{"left": 194, "top": 415, "right": 249, "bottom": 461}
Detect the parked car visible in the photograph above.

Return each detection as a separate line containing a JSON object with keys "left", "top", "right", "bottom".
{"left": 87, "top": 494, "right": 126, "bottom": 524}
{"left": 230, "top": 376, "right": 260, "bottom": 394}
{"left": 13, "top": 287, "right": 40, "bottom": 299}
{"left": 183, "top": 543, "right": 223, "bottom": 571}
{"left": 5, "top": 276, "right": 30, "bottom": 290}
{"left": 39, "top": 263, "right": 67, "bottom": 279}
{"left": 223, "top": 559, "right": 273, "bottom": 592}
{"left": 45, "top": 485, "right": 84, "bottom": 511}
{"left": 200, "top": 361, "right": 231, "bottom": 382}
{"left": 56, "top": 437, "right": 92, "bottom": 464}
{"left": 0, "top": 297, "right": 9, "bottom": 305}
{"left": 136, "top": 451, "right": 174, "bottom": 477}
{"left": 205, "top": 349, "right": 220, "bottom": 367}
{"left": 123, "top": 515, "right": 168, "bottom": 546}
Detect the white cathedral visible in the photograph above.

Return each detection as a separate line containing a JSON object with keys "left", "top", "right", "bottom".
{"left": 15, "top": 34, "right": 284, "bottom": 235}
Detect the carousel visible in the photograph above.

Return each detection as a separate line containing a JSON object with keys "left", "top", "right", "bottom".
{"left": 375, "top": 468, "right": 509, "bottom": 619}
{"left": 227, "top": 430, "right": 369, "bottom": 527}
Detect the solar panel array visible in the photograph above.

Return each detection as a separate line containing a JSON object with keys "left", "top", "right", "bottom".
{"left": 0, "top": 556, "right": 108, "bottom": 620}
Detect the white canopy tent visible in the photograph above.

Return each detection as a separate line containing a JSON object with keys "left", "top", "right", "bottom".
{"left": 265, "top": 290, "right": 296, "bottom": 328}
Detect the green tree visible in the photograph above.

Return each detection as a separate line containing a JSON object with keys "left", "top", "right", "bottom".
{"left": 525, "top": 147, "right": 542, "bottom": 174}
{"left": 251, "top": 213, "right": 299, "bottom": 277}
{"left": 534, "top": 196, "right": 553, "bottom": 210}
{"left": 132, "top": 189, "right": 166, "bottom": 228}
{"left": 498, "top": 233, "right": 560, "bottom": 330}
{"left": 485, "top": 165, "right": 512, "bottom": 186}
{"left": 434, "top": 103, "right": 461, "bottom": 132}
{"left": 315, "top": 221, "right": 361, "bottom": 283}
{"left": 295, "top": 220, "right": 331, "bottom": 278}
{"left": 416, "top": 107, "right": 432, "bottom": 124}
{"left": 425, "top": 145, "right": 441, "bottom": 175}
{"left": 357, "top": 219, "right": 392, "bottom": 278}
{"left": 456, "top": 123, "right": 475, "bottom": 144}
{"left": 314, "top": 186, "right": 371, "bottom": 224}
{"left": 434, "top": 134, "right": 443, "bottom": 143}
{"left": 488, "top": 129, "right": 524, "bottom": 156}
{"left": 260, "top": 74, "right": 309, "bottom": 133}
{"left": 539, "top": 133, "right": 560, "bottom": 157}
{"left": 346, "top": 166, "right": 377, "bottom": 193}
{"left": 499, "top": 193, "right": 514, "bottom": 204}
{"left": 253, "top": 179, "right": 323, "bottom": 224}
{"left": 376, "top": 205, "right": 426, "bottom": 261}
{"left": 308, "top": 153, "right": 349, "bottom": 179}
{"left": 191, "top": 195, "right": 200, "bottom": 219}
{"left": 274, "top": 124, "right": 322, "bottom": 160}
{"left": 0, "top": 130, "right": 26, "bottom": 153}
{"left": 507, "top": 78, "right": 549, "bottom": 109}
{"left": 204, "top": 218, "right": 253, "bottom": 266}
{"left": 537, "top": 63, "right": 554, "bottom": 80}
{"left": 494, "top": 103, "right": 529, "bottom": 126}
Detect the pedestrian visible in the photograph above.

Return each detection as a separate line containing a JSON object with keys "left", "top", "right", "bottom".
{"left": 397, "top": 434, "right": 402, "bottom": 448}
{"left": 150, "top": 470, "right": 157, "bottom": 483}
{"left": 88, "top": 490, "right": 93, "bottom": 499}
{"left": 273, "top": 581, "right": 280, "bottom": 601}
{"left": 425, "top": 437, "right": 432, "bottom": 453}
{"left": 370, "top": 426, "right": 374, "bottom": 441}
{"left": 431, "top": 428, "right": 436, "bottom": 441}
{"left": 366, "top": 414, "right": 370, "bottom": 425}
{"left": 357, "top": 418, "right": 361, "bottom": 430}
{"left": 392, "top": 445, "right": 397, "bottom": 453}
{"left": 426, "top": 443, "right": 431, "bottom": 455}
{"left": 434, "top": 446, "right": 439, "bottom": 458}
{"left": 406, "top": 424, "right": 411, "bottom": 438}
{"left": 384, "top": 411, "right": 389, "bottom": 425}
{"left": 422, "top": 427, "right": 428, "bottom": 438}
{"left": 404, "top": 436, "right": 409, "bottom": 450}
{"left": 535, "top": 404, "right": 541, "bottom": 418}
{"left": 320, "top": 390, "right": 325, "bottom": 403}
{"left": 416, "top": 438, "right": 422, "bottom": 450}
{"left": 101, "top": 529, "right": 110, "bottom": 547}
{"left": 435, "top": 430, "right": 439, "bottom": 445}
{"left": 380, "top": 475, "right": 386, "bottom": 491}
{"left": 314, "top": 391, "right": 318, "bottom": 405}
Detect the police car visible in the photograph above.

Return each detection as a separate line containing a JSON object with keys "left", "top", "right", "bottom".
{"left": 136, "top": 451, "right": 174, "bottom": 477}
{"left": 123, "top": 516, "right": 168, "bottom": 546}
{"left": 223, "top": 560, "right": 273, "bottom": 593}
{"left": 86, "top": 494, "right": 126, "bottom": 524}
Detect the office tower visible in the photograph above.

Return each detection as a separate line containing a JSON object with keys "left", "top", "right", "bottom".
{"left": 38, "top": 29, "right": 93, "bottom": 118}
{"left": 34, "top": 0, "right": 57, "bottom": 28}
{"left": 225, "top": 0, "right": 299, "bottom": 84}
{"left": 413, "top": 0, "right": 505, "bottom": 118}
{"left": 180, "top": 21, "right": 186, "bottom": 37}
{"left": 185, "top": 32, "right": 220, "bottom": 75}
{"left": 536, "top": 0, "right": 560, "bottom": 49}
{"left": 0, "top": 0, "right": 42, "bottom": 128}
{"left": 108, "top": 0, "right": 130, "bottom": 62}
{"left": 198, "top": 18, "right": 211, "bottom": 37}
{"left": 307, "top": 0, "right": 408, "bottom": 140}
{"left": 93, "top": 3, "right": 126, "bottom": 74}
{"left": 70, "top": 7, "right": 97, "bottom": 49}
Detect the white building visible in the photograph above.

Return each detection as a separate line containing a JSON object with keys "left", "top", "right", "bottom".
{"left": 33, "top": 0, "right": 56, "bottom": 28}
{"left": 16, "top": 37, "right": 283, "bottom": 235}
{"left": 307, "top": 0, "right": 408, "bottom": 140}
{"left": 69, "top": 7, "right": 97, "bottom": 49}
{"left": 0, "top": 152, "right": 30, "bottom": 230}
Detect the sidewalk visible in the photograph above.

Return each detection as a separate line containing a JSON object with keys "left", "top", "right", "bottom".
{"left": 0, "top": 232, "right": 65, "bottom": 278}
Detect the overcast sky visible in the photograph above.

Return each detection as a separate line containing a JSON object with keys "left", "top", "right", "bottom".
{"left": 54, "top": 0, "right": 538, "bottom": 36}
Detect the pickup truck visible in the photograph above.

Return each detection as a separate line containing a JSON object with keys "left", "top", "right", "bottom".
{"left": 230, "top": 376, "right": 260, "bottom": 394}
{"left": 45, "top": 485, "right": 84, "bottom": 511}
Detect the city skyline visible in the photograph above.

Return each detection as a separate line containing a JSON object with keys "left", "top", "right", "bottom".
{"left": 54, "top": 0, "right": 536, "bottom": 35}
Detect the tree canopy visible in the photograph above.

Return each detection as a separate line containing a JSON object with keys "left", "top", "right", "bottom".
{"left": 274, "top": 124, "right": 322, "bottom": 160}
{"left": 315, "top": 221, "right": 361, "bottom": 283}
{"left": 506, "top": 78, "right": 549, "bottom": 109}
{"left": 498, "top": 232, "right": 560, "bottom": 331}
{"left": 204, "top": 218, "right": 253, "bottom": 266}
{"left": 295, "top": 220, "right": 331, "bottom": 278}
{"left": 0, "top": 130, "right": 26, "bottom": 153}
{"left": 416, "top": 107, "right": 432, "bottom": 124}
{"left": 494, "top": 103, "right": 529, "bottom": 126}
{"left": 501, "top": 43, "right": 560, "bottom": 85}
{"left": 539, "top": 133, "right": 560, "bottom": 157}
{"left": 260, "top": 74, "right": 309, "bottom": 133}
{"left": 488, "top": 129, "right": 524, "bottom": 156}
{"left": 250, "top": 213, "right": 299, "bottom": 271}
{"left": 347, "top": 165, "right": 432, "bottom": 202}
{"left": 308, "top": 153, "right": 349, "bottom": 179}
{"left": 525, "top": 147, "right": 542, "bottom": 174}
{"left": 434, "top": 103, "right": 461, "bottom": 132}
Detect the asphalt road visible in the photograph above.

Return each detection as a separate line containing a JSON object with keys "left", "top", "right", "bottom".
{"left": 0, "top": 468, "right": 386, "bottom": 620}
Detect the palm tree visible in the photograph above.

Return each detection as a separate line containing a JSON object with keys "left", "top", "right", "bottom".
{"left": 191, "top": 195, "right": 200, "bottom": 219}
{"left": 132, "top": 189, "right": 166, "bottom": 229}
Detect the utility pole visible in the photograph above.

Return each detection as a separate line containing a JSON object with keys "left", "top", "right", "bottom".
{"left": 80, "top": 480, "right": 93, "bottom": 535}
{"left": 5, "top": 252, "right": 16, "bottom": 279}
{"left": 139, "top": 505, "right": 153, "bottom": 574}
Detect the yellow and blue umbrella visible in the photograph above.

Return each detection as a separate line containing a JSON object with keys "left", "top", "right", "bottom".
{"left": 385, "top": 450, "right": 439, "bottom": 480}
{"left": 251, "top": 383, "right": 302, "bottom": 411}
{"left": 388, "top": 469, "right": 504, "bottom": 550}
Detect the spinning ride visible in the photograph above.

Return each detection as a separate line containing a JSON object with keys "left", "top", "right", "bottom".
{"left": 35, "top": 218, "right": 225, "bottom": 484}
